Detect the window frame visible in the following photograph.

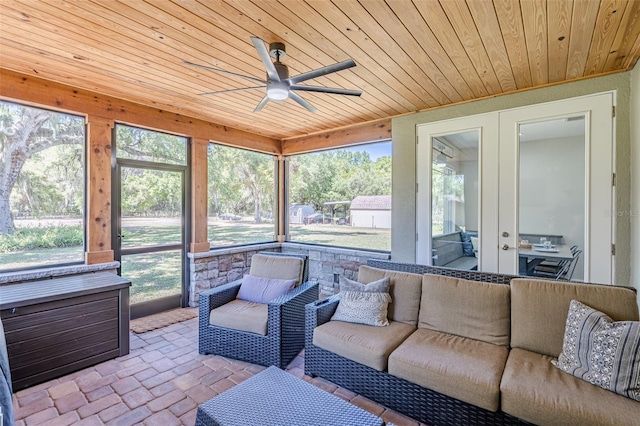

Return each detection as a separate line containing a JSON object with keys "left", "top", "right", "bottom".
{"left": 285, "top": 140, "right": 392, "bottom": 252}
{"left": 206, "top": 142, "right": 278, "bottom": 249}
{"left": 0, "top": 100, "right": 87, "bottom": 272}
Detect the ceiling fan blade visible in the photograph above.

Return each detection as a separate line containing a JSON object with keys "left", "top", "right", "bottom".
{"left": 289, "top": 92, "right": 318, "bottom": 113}
{"left": 250, "top": 36, "right": 280, "bottom": 82}
{"left": 289, "top": 85, "right": 362, "bottom": 97}
{"left": 183, "top": 61, "right": 265, "bottom": 84}
{"left": 198, "top": 86, "right": 266, "bottom": 96}
{"left": 254, "top": 95, "right": 270, "bottom": 112}
{"left": 288, "top": 59, "right": 356, "bottom": 84}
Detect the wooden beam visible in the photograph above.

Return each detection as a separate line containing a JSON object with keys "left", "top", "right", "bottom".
{"left": 277, "top": 156, "right": 286, "bottom": 242}
{"left": 281, "top": 119, "right": 391, "bottom": 155}
{"left": 0, "top": 68, "right": 279, "bottom": 154}
{"left": 190, "top": 138, "right": 210, "bottom": 253}
{"left": 85, "top": 116, "right": 114, "bottom": 264}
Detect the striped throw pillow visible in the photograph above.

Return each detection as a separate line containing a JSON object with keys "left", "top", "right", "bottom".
{"left": 552, "top": 299, "right": 640, "bottom": 401}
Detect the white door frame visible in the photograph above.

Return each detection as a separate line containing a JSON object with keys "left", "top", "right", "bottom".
{"left": 498, "top": 92, "right": 614, "bottom": 283}
{"left": 416, "top": 92, "right": 615, "bottom": 283}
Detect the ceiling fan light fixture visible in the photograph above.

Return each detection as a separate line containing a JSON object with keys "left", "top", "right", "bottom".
{"left": 266, "top": 86, "right": 289, "bottom": 101}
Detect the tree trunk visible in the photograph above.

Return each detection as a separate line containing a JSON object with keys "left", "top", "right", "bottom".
{"left": 0, "top": 194, "right": 14, "bottom": 235}
{"left": 253, "top": 190, "right": 262, "bottom": 223}
{"left": 0, "top": 108, "right": 52, "bottom": 235}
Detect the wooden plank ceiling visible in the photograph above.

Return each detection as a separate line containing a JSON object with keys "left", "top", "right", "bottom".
{"left": 1, "top": 0, "right": 639, "bottom": 141}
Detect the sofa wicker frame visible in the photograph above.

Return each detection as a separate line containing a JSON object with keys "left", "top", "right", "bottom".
{"left": 304, "top": 259, "right": 529, "bottom": 426}
{"left": 199, "top": 252, "right": 318, "bottom": 369}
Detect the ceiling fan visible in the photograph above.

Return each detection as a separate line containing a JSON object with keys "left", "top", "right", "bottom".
{"left": 183, "top": 36, "right": 362, "bottom": 113}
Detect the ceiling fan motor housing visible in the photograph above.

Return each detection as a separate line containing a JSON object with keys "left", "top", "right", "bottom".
{"left": 274, "top": 62, "right": 289, "bottom": 81}
{"left": 269, "top": 42, "right": 286, "bottom": 59}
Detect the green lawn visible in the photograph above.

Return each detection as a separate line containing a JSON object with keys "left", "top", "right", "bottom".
{"left": 1, "top": 219, "right": 390, "bottom": 304}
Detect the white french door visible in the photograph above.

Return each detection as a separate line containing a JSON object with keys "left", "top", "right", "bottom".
{"left": 417, "top": 92, "right": 615, "bottom": 283}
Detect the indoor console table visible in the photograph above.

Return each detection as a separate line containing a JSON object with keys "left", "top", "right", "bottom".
{"left": 0, "top": 272, "right": 131, "bottom": 391}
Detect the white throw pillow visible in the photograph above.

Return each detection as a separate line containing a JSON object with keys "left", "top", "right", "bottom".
{"left": 331, "top": 276, "right": 391, "bottom": 326}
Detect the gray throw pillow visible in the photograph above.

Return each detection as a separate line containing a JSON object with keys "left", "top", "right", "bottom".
{"left": 331, "top": 276, "right": 391, "bottom": 326}
{"left": 552, "top": 299, "right": 640, "bottom": 401}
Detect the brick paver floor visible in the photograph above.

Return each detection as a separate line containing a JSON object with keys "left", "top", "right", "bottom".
{"left": 11, "top": 309, "right": 424, "bottom": 426}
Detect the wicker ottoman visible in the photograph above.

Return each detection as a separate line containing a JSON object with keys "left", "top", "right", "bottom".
{"left": 195, "top": 366, "right": 384, "bottom": 426}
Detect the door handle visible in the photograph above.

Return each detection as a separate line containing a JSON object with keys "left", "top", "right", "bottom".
{"left": 501, "top": 244, "right": 510, "bottom": 250}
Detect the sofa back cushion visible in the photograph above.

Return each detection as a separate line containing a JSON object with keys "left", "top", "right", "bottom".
{"left": 357, "top": 265, "right": 422, "bottom": 327}
{"left": 510, "top": 278, "right": 639, "bottom": 357}
{"left": 418, "top": 274, "right": 511, "bottom": 346}
{"left": 249, "top": 254, "right": 304, "bottom": 287}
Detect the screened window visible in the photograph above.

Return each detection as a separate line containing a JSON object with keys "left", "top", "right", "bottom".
{"left": 116, "top": 124, "right": 187, "bottom": 165}
{"left": 0, "top": 101, "right": 85, "bottom": 271}
{"left": 207, "top": 144, "right": 276, "bottom": 246}
{"left": 288, "top": 141, "right": 391, "bottom": 251}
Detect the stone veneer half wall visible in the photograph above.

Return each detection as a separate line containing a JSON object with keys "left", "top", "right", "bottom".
{"left": 187, "top": 242, "right": 391, "bottom": 306}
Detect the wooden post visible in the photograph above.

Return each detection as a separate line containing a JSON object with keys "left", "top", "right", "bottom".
{"left": 190, "top": 138, "right": 210, "bottom": 252}
{"left": 85, "top": 116, "right": 114, "bottom": 264}
{"left": 277, "top": 155, "right": 287, "bottom": 242}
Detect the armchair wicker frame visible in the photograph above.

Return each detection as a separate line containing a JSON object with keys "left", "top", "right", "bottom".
{"left": 199, "top": 252, "right": 318, "bottom": 369}
{"left": 304, "top": 260, "right": 528, "bottom": 426}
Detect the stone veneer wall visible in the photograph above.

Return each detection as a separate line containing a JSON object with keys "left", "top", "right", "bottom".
{"left": 280, "top": 243, "right": 391, "bottom": 296}
{"left": 188, "top": 242, "right": 391, "bottom": 306}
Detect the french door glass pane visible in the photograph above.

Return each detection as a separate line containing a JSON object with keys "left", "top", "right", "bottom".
{"left": 518, "top": 116, "right": 585, "bottom": 280}
{"left": 431, "top": 132, "right": 479, "bottom": 267}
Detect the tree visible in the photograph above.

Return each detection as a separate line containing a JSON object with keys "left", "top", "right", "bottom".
{"left": 207, "top": 145, "right": 275, "bottom": 222}
{"left": 0, "top": 102, "right": 84, "bottom": 235}
{"left": 289, "top": 147, "right": 391, "bottom": 213}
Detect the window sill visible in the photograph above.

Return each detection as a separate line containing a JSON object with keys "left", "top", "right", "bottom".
{"left": 0, "top": 262, "right": 120, "bottom": 285}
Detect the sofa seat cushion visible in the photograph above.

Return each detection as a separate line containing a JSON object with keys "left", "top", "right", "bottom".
{"left": 209, "top": 299, "right": 268, "bottom": 336}
{"left": 357, "top": 266, "right": 422, "bottom": 326}
{"left": 501, "top": 348, "right": 640, "bottom": 426}
{"left": 313, "top": 320, "right": 415, "bottom": 371}
{"left": 388, "top": 328, "right": 509, "bottom": 412}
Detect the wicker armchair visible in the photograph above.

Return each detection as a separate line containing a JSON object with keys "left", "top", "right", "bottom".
{"left": 199, "top": 252, "right": 318, "bottom": 368}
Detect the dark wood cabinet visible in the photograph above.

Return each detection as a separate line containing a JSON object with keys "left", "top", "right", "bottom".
{"left": 0, "top": 272, "right": 131, "bottom": 391}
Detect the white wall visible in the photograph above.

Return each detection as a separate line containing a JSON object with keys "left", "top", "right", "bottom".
{"left": 351, "top": 210, "right": 391, "bottom": 229}
{"left": 631, "top": 64, "right": 640, "bottom": 308}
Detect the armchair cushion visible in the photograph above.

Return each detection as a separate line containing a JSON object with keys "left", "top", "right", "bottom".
{"left": 237, "top": 275, "right": 297, "bottom": 304}
{"left": 209, "top": 299, "right": 268, "bottom": 335}
{"left": 250, "top": 254, "right": 305, "bottom": 286}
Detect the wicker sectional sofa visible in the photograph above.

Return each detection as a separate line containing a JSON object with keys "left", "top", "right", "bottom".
{"left": 304, "top": 260, "right": 640, "bottom": 426}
